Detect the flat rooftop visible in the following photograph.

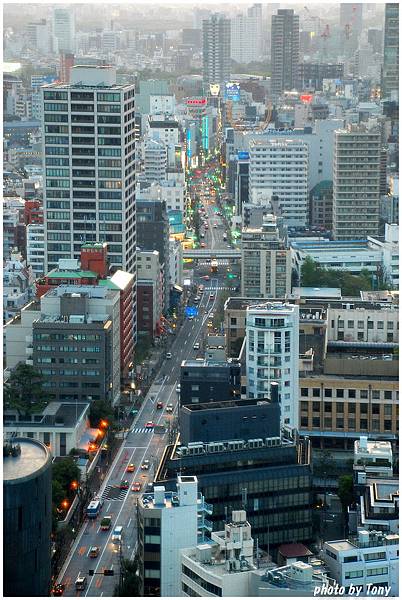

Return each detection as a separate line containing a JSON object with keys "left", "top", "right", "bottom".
{"left": 3, "top": 438, "right": 51, "bottom": 482}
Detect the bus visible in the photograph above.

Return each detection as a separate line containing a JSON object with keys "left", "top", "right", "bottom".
{"left": 86, "top": 499, "right": 102, "bottom": 519}
{"left": 210, "top": 259, "right": 218, "bottom": 273}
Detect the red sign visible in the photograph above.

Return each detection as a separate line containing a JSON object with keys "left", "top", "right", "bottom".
{"left": 300, "top": 94, "right": 313, "bottom": 104}
{"left": 187, "top": 98, "right": 207, "bottom": 106}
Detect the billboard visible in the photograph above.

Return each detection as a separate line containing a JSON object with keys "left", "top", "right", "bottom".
{"left": 202, "top": 115, "right": 209, "bottom": 151}
{"left": 225, "top": 82, "right": 240, "bottom": 102}
{"left": 187, "top": 98, "right": 207, "bottom": 106}
{"left": 209, "top": 83, "right": 220, "bottom": 96}
{"left": 237, "top": 151, "right": 250, "bottom": 160}
{"left": 300, "top": 94, "right": 314, "bottom": 104}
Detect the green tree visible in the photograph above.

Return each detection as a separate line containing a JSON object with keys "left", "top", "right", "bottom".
{"left": 89, "top": 399, "right": 115, "bottom": 428}
{"left": 52, "top": 479, "right": 66, "bottom": 507}
{"left": 114, "top": 556, "right": 141, "bottom": 596}
{"left": 338, "top": 475, "right": 354, "bottom": 512}
{"left": 301, "top": 257, "right": 374, "bottom": 296}
{"left": 4, "top": 364, "right": 50, "bottom": 419}
{"left": 52, "top": 457, "right": 81, "bottom": 497}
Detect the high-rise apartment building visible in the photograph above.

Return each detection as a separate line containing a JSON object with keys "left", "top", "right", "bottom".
{"left": 271, "top": 9, "right": 300, "bottom": 98}
{"left": 42, "top": 66, "right": 136, "bottom": 276}
{"left": 52, "top": 7, "right": 75, "bottom": 53}
{"left": 382, "top": 4, "right": 399, "bottom": 100}
{"left": 249, "top": 138, "right": 309, "bottom": 228}
{"left": 241, "top": 214, "right": 291, "bottom": 298}
{"left": 231, "top": 4, "right": 262, "bottom": 64}
{"left": 202, "top": 14, "right": 231, "bottom": 86}
{"left": 333, "top": 125, "right": 382, "bottom": 240}
{"left": 246, "top": 302, "right": 299, "bottom": 429}
{"left": 143, "top": 138, "right": 167, "bottom": 183}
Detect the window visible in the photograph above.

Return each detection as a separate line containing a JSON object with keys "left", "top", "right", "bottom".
{"left": 301, "top": 388, "right": 309, "bottom": 397}
{"left": 313, "top": 388, "right": 320, "bottom": 397}
{"left": 312, "top": 401, "right": 320, "bottom": 412}
{"left": 372, "top": 404, "right": 380, "bottom": 415}
{"left": 324, "top": 402, "right": 332, "bottom": 413}
{"left": 366, "top": 567, "right": 388, "bottom": 576}
{"left": 344, "top": 556, "right": 358, "bottom": 563}
{"left": 301, "top": 401, "right": 308, "bottom": 412}
{"left": 336, "top": 418, "right": 344, "bottom": 428}
{"left": 364, "top": 552, "right": 386, "bottom": 562}
{"left": 336, "top": 389, "right": 344, "bottom": 398}
{"left": 347, "top": 320, "right": 354, "bottom": 328}
{"left": 360, "top": 419, "right": 368, "bottom": 430}
{"left": 384, "top": 404, "right": 393, "bottom": 416}
{"left": 345, "top": 570, "right": 364, "bottom": 579}
{"left": 313, "top": 417, "right": 320, "bottom": 427}
{"left": 360, "top": 390, "right": 368, "bottom": 399}
{"left": 384, "top": 420, "right": 392, "bottom": 431}
{"left": 348, "top": 389, "right": 356, "bottom": 399}
{"left": 384, "top": 390, "right": 392, "bottom": 400}
{"left": 377, "top": 321, "right": 384, "bottom": 329}
{"left": 324, "top": 388, "right": 332, "bottom": 398}
{"left": 336, "top": 402, "right": 344, "bottom": 413}
{"left": 357, "top": 321, "right": 364, "bottom": 329}
{"left": 301, "top": 417, "right": 308, "bottom": 427}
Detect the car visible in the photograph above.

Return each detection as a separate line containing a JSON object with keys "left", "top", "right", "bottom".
{"left": 166, "top": 403, "right": 174, "bottom": 412}
{"left": 202, "top": 275, "right": 210, "bottom": 281}
{"left": 194, "top": 296, "right": 201, "bottom": 302}
{"left": 120, "top": 480, "right": 129, "bottom": 490}
{"left": 209, "top": 312, "right": 215, "bottom": 319}
{"left": 75, "top": 577, "right": 87, "bottom": 591}
{"left": 213, "top": 224, "right": 218, "bottom": 228}
{"left": 166, "top": 352, "right": 172, "bottom": 359}
{"left": 187, "top": 315, "right": 194, "bottom": 321}
{"left": 132, "top": 482, "right": 142, "bottom": 492}
{"left": 145, "top": 421, "right": 155, "bottom": 429}
{"left": 51, "top": 584, "right": 65, "bottom": 596}
{"left": 200, "top": 242, "right": 206, "bottom": 248}
{"left": 89, "top": 546, "right": 100, "bottom": 558}
{"left": 193, "top": 342, "right": 200, "bottom": 350}
{"left": 200, "top": 233, "right": 205, "bottom": 238}
{"left": 198, "top": 285, "right": 204, "bottom": 292}
{"left": 207, "top": 321, "right": 213, "bottom": 328}
{"left": 141, "top": 460, "right": 150, "bottom": 470}
{"left": 209, "top": 294, "right": 215, "bottom": 301}
{"left": 126, "top": 463, "right": 135, "bottom": 473}
{"left": 156, "top": 401, "right": 163, "bottom": 409}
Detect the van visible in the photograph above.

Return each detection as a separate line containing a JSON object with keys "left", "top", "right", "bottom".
{"left": 75, "top": 576, "right": 87, "bottom": 591}
{"left": 112, "top": 525, "right": 123, "bottom": 543}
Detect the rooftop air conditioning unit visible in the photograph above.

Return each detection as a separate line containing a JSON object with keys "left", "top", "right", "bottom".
{"left": 207, "top": 442, "right": 224, "bottom": 453}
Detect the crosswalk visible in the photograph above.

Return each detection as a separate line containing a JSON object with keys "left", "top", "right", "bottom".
{"left": 205, "top": 286, "right": 238, "bottom": 291}
{"left": 131, "top": 427, "right": 154, "bottom": 434}
{"left": 101, "top": 485, "right": 128, "bottom": 502}
{"left": 198, "top": 259, "right": 229, "bottom": 266}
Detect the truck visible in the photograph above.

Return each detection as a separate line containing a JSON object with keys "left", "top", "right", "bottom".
{"left": 100, "top": 515, "right": 112, "bottom": 530}
{"left": 86, "top": 499, "right": 102, "bottom": 519}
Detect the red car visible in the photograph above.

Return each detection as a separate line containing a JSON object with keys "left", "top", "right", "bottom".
{"left": 132, "top": 482, "right": 142, "bottom": 492}
{"left": 145, "top": 421, "right": 155, "bottom": 429}
{"left": 156, "top": 401, "right": 163, "bottom": 409}
{"left": 51, "top": 584, "right": 65, "bottom": 596}
{"left": 120, "top": 480, "right": 129, "bottom": 490}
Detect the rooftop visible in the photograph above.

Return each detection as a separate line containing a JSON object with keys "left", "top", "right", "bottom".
{"left": 4, "top": 402, "right": 89, "bottom": 429}
{"left": 292, "top": 287, "right": 342, "bottom": 299}
{"left": 3, "top": 438, "right": 52, "bottom": 483}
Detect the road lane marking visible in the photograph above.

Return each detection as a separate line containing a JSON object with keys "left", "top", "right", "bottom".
{"left": 95, "top": 577, "right": 102, "bottom": 588}
{"left": 107, "top": 503, "right": 111, "bottom": 512}
{"left": 78, "top": 546, "right": 87, "bottom": 556}
{"left": 127, "top": 517, "right": 132, "bottom": 528}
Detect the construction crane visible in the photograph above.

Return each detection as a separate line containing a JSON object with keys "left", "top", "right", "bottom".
{"left": 321, "top": 24, "right": 330, "bottom": 59}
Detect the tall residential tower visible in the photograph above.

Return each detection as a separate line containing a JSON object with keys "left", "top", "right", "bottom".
{"left": 271, "top": 9, "right": 300, "bottom": 98}
{"left": 202, "top": 13, "right": 231, "bottom": 87}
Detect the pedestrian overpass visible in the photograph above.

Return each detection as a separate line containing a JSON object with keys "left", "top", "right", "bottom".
{"left": 183, "top": 249, "right": 241, "bottom": 260}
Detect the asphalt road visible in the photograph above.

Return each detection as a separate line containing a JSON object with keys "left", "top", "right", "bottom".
{"left": 58, "top": 174, "right": 230, "bottom": 597}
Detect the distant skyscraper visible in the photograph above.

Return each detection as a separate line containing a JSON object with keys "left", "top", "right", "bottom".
{"left": 41, "top": 65, "right": 136, "bottom": 276}
{"left": 52, "top": 7, "right": 75, "bottom": 53}
{"left": 59, "top": 52, "right": 74, "bottom": 83}
{"left": 333, "top": 125, "right": 382, "bottom": 240}
{"left": 202, "top": 13, "right": 231, "bottom": 86}
{"left": 271, "top": 9, "right": 300, "bottom": 98}
{"left": 382, "top": 3, "right": 399, "bottom": 100}
{"left": 231, "top": 4, "right": 262, "bottom": 64}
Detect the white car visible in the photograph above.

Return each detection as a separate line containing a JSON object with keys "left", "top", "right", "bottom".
{"left": 175, "top": 384, "right": 181, "bottom": 393}
{"left": 166, "top": 352, "right": 172, "bottom": 359}
{"left": 166, "top": 403, "right": 174, "bottom": 412}
{"left": 193, "top": 342, "right": 200, "bottom": 350}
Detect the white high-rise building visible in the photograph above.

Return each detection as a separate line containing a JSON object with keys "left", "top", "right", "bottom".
{"left": 249, "top": 138, "right": 309, "bottom": 228}
{"left": 52, "top": 7, "right": 75, "bottom": 53}
{"left": 137, "top": 475, "right": 212, "bottom": 596}
{"left": 26, "top": 223, "right": 45, "bottom": 277}
{"left": 231, "top": 4, "right": 262, "bottom": 64}
{"left": 246, "top": 302, "right": 299, "bottom": 429}
{"left": 41, "top": 65, "right": 136, "bottom": 275}
{"left": 143, "top": 138, "right": 168, "bottom": 183}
